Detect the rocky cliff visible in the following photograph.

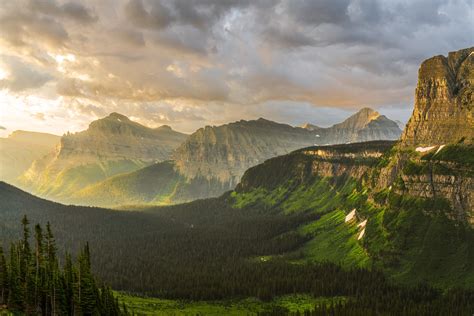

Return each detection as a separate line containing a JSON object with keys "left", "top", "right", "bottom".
{"left": 173, "top": 118, "right": 317, "bottom": 186}
{"left": 389, "top": 47, "right": 474, "bottom": 225}
{"left": 401, "top": 47, "right": 474, "bottom": 146}
{"left": 19, "top": 113, "right": 187, "bottom": 200}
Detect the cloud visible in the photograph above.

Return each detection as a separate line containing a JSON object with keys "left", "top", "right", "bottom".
{"left": 32, "top": 112, "right": 46, "bottom": 120}
{"left": 0, "top": 126, "right": 6, "bottom": 130}
{"left": 124, "top": 0, "right": 174, "bottom": 29}
{"left": 0, "top": 0, "right": 472, "bottom": 134}
{"left": 0, "top": 56, "right": 53, "bottom": 92}
{"left": 28, "top": 0, "right": 97, "bottom": 24}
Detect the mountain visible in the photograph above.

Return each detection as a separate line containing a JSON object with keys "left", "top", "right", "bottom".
{"left": 401, "top": 47, "right": 474, "bottom": 146}
{"left": 173, "top": 118, "right": 319, "bottom": 186}
{"left": 230, "top": 47, "right": 474, "bottom": 286}
{"left": 300, "top": 123, "right": 322, "bottom": 131}
{"left": 73, "top": 110, "right": 401, "bottom": 207}
{"left": 301, "top": 107, "right": 402, "bottom": 144}
{"left": 0, "top": 49, "right": 473, "bottom": 311}
{"left": 0, "top": 130, "right": 60, "bottom": 183}
{"left": 18, "top": 113, "right": 187, "bottom": 200}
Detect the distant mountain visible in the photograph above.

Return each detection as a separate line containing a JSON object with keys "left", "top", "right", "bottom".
{"left": 173, "top": 118, "right": 319, "bottom": 186}
{"left": 301, "top": 108, "right": 402, "bottom": 144}
{"left": 72, "top": 109, "right": 402, "bottom": 207}
{"left": 18, "top": 113, "right": 187, "bottom": 200}
{"left": 0, "top": 130, "right": 60, "bottom": 183}
{"left": 300, "top": 123, "right": 322, "bottom": 131}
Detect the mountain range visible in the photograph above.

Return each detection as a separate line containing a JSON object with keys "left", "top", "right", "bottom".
{"left": 17, "top": 112, "right": 187, "bottom": 199}
{"left": 0, "top": 47, "right": 473, "bottom": 312}
{"left": 65, "top": 107, "right": 401, "bottom": 207}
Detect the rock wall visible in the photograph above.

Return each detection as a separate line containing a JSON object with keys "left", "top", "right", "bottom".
{"left": 401, "top": 47, "right": 474, "bottom": 146}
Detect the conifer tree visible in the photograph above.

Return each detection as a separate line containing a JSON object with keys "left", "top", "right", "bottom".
{"left": 1, "top": 218, "right": 125, "bottom": 315}
{"left": 0, "top": 246, "right": 8, "bottom": 305}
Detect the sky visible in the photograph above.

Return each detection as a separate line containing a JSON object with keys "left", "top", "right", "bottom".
{"left": 0, "top": 0, "right": 473, "bottom": 137}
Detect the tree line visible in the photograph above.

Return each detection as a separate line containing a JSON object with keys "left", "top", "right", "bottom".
{"left": 0, "top": 216, "right": 128, "bottom": 315}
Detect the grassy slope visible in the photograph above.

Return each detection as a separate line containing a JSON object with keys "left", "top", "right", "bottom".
{"left": 70, "top": 161, "right": 230, "bottom": 207}
{"left": 229, "top": 144, "right": 474, "bottom": 288}
{"left": 117, "top": 293, "right": 345, "bottom": 316}
{"left": 33, "top": 159, "right": 148, "bottom": 199}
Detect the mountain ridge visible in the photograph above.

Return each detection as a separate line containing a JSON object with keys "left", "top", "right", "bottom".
{"left": 18, "top": 113, "right": 188, "bottom": 200}
{"left": 69, "top": 108, "right": 402, "bottom": 207}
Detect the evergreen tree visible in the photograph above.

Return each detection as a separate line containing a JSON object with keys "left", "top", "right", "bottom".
{"left": 1, "top": 218, "right": 125, "bottom": 315}
{"left": 0, "top": 246, "right": 8, "bottom": 305}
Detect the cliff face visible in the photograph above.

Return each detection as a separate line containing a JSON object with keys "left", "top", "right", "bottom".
{"left": 236, "top": 141, "right": 394, "bottom": 192}
{"left": 176, "top": 109, "right": 401, "bottom": 186}
{"left": 19, "top": 113, "right": 187, "bottom": 199}
{"left": 173, "top": 118, "right": 317, "bottom": 186}
{"left": 401, "top": 47, "right": 474, "bottom": 146}
{"left": 57, "top": 112, "right": 187, "bottom": 162}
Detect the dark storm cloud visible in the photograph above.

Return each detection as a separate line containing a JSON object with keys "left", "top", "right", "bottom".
{"left": 125, "top": 0, "right": 174, "bottom": 29}
{"left": 28, "top": 0, "right": 97, "bottom": 24}
{"left": 0, "top": 0, "right": 472, "bottom": 133}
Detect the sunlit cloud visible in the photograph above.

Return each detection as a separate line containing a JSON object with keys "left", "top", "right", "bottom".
{"left": 0, "top": 0, "right": 472, "bottom": 135}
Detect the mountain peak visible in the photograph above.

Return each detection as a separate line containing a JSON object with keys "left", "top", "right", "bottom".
{"left": 335, "top": 107, "right": 380, "bottom": 130}
{"left": 353, "top": 107, "right": 380, "bottom": 120}
{"left": 106, "top": 112, "right": 130, "bottom": 121}
{"left": 156, "top": 125, "right": 173, "bottom": 131}
{"left": 301, "top": 123, "right": 321, "bottom": 131}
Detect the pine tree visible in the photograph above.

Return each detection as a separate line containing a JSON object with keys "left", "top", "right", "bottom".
{"left": 0, "top": 246, "right": 8, "bottom": 305}
{"left": 7, "top": 244, "right": 23, "bottom": 310}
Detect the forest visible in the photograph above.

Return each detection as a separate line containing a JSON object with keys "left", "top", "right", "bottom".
{"left": 0, "top": 217, "right": 127, "bottom": 315}
{"left": 1, "top": 183, "right": 474, "bottom": 315}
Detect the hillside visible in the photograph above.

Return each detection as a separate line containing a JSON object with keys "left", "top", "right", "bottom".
{"left": 229, "top": 47, "right": 474, "bottom": 286}
{"left": 18, "top": 113, "right": 187, "bottom": 201}
{"left": 73, "top": 109, "right": 401, "bottom": 207}
{"left": 1, "top": 178, "right": 473, "bottom": 314}
{"left": 67, "top": 161, "right": 228, "bottom": 207}
{"left": 0, "top": 130, "right": 60, "bottom": 183}
{"left": 231, "top": 140, "right": 474, "bottom": 287}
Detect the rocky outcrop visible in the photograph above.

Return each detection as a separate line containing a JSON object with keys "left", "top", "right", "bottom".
{"left": 400, "top": 167, "right": 473, "bottom": 224}
{"left": 393, "top": 47, "right": 474, "bottom": 225}
{"left": 401, "top": 47, "right": 474, "bottom": 146}
{"left": 236, "top": 141, "right": 394, "bottom": 192}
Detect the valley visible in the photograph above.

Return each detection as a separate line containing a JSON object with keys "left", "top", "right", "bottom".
{"left": 0, "top": 6, "right": 472, "bottom": 312}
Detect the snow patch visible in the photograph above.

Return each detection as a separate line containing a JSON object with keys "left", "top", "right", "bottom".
{"left": 435, "top": 144, "right": 445, "bottom": 154}
{"left": 416, "top": 146, "right": 436, "bottom": 153}
{"left": 345, "top": 209, "right": 356, "bottom": 222}
{"left": 358, "top": 219, "right": 367, "bottom": 228}
{"left": 358, "top": 228, "right": 366, "bottom": 240}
